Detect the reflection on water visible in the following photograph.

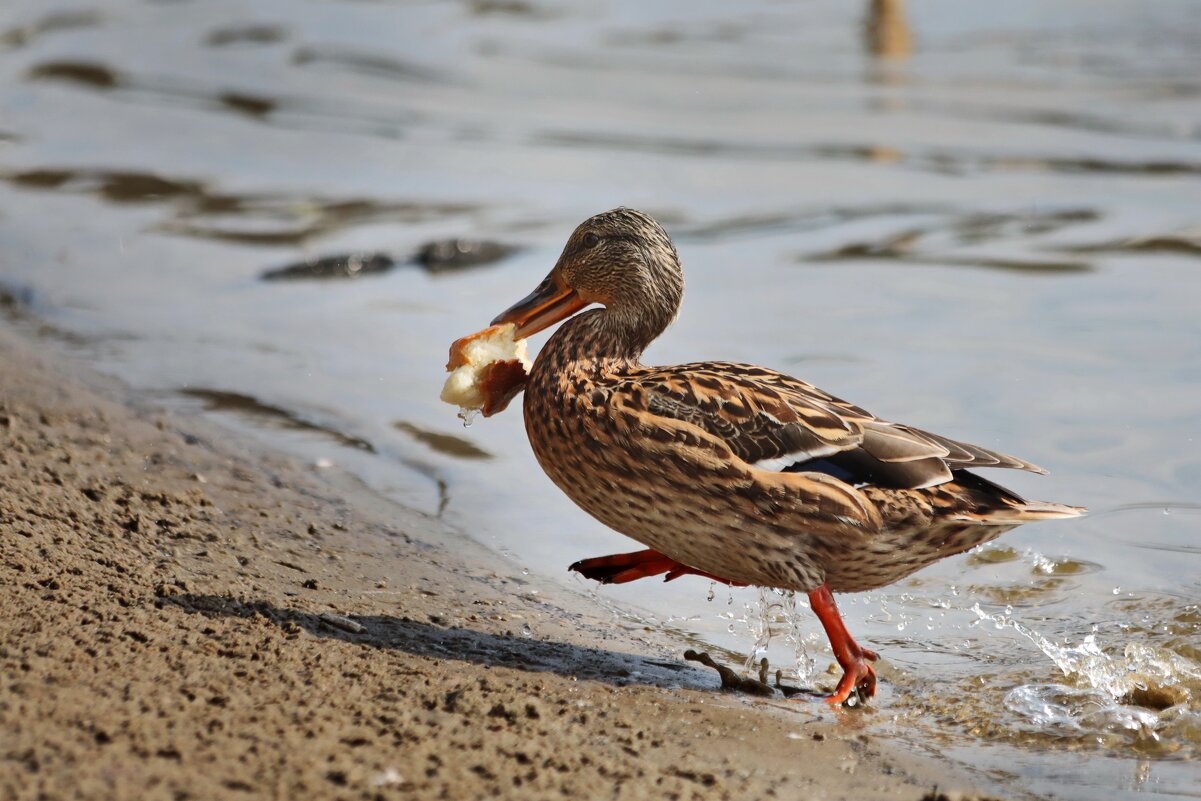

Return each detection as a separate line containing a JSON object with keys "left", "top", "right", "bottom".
{"left": 393, "top": 421, "right": 493, "bottom": 461}
{"left": 2, "top": 0, "right": 1201, "bottom": 797}
{"left": 864, "top": 0, "right": 912, "bottom": 60}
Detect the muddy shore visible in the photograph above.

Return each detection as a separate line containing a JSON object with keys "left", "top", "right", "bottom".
{"left": 0, "top": 322, "right": 994, "bottom": 800}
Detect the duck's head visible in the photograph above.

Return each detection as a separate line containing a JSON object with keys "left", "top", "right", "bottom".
{"left": 492, "top": 208, "right": 684, "bottom": 353}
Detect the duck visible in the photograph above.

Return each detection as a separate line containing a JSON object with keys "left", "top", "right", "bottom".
{"left": 490, "top": 207, "right": 1083, "bottom": 705}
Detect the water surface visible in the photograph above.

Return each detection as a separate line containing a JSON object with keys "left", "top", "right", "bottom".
{"left": 2, "top": 1, "right": 1200, "bottom": 796}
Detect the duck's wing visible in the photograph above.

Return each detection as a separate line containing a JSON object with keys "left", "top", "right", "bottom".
{"left": 613, "top": 361, "right": 1045, "bottom": 491}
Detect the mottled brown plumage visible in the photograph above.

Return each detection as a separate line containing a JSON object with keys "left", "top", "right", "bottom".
{"left": 491, "top": 207, "right": 1083, "bottom": 704}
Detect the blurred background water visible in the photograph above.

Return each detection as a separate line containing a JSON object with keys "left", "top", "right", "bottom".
{"left": 2, "top": 1, "right": 1200, "bottom": 797}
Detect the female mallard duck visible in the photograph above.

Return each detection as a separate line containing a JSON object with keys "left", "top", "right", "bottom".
{"left": 491, "top": 207, "right": 1083, "bottom": 705}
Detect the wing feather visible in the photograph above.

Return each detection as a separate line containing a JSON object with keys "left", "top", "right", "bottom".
{"left": 612, "top": 361, "right": 1045, "bottom": 490}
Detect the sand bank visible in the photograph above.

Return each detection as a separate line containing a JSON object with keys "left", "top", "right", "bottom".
{"left": 0, "top": 323, "right": 994, "bottom": 800}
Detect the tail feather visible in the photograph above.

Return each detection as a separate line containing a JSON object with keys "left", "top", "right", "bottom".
{"left": 997, "top": 500, "right": 1086, "bottom": 522}
{"left": 940, "top": 469, "right": 1085, "bottom": 524}
{"left": 951, "top": 498, "right": 1086, "bottom": 525}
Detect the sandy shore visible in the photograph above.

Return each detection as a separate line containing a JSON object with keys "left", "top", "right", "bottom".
{"left": 0, "top": 321, "right": 996, "bottom": 801}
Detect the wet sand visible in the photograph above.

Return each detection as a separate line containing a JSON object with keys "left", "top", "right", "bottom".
{"left": 0, "top": 324, "right": 996, "bottom": 799}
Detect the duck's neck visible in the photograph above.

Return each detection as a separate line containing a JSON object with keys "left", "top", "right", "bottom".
{"left": 538, "top": 304, "right": 672, "bottom": 370}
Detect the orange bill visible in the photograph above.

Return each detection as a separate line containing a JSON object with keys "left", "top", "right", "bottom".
{"left": 491, "top": 271, "right": 588, "bottom": 337}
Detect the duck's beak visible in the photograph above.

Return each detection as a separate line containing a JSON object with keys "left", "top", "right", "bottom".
{"left": 491, "top": 271, "right": 588, "bottom": 337}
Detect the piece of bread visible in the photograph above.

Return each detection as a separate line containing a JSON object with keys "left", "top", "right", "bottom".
{"left": 440, "top": 323, "right": 531, "bottom": 418}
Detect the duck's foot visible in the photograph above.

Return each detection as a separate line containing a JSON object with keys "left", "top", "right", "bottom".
{"left": 569, "top": 549, "right": 747, "bottom": 587}
{"left": 807, "top": 584, "right": 878, "bottom": 707}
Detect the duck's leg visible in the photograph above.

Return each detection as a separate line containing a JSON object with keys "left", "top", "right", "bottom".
{"left": 570, "top": 549, "right": 746, "bottom": 587}
{"left": 807, "top": 583, "right": 878, "bottom": 705}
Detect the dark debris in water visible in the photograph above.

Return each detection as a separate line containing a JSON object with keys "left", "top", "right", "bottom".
{"left": 3, "top": 168, "right": 204, "bottom": 203}
{"left": 609, "top": 21, "right": 746, "bottom": 48}
{"left": 803, "top": 207, "right": 1098, "bottom": 274}
{"left": 261, "top": 253, "right": 396, "bottom": 281}
{"left": 167, "top": 198, "right": 478, "bottom": 247}
{"left": 292, "top": 46, "right": 443, "bottom": 83}
{"left": 809, "top": 247, "right": 1091, "bottom": 275}
{"left": 1, "top": 11, "right": 104, "bottom": 49}
{"left": 204, "top": 24, "right": 288, "bottom": 48}
{"left": 676, "top": 204, "right": 944, "bottom": 243}
{"left": 1061, "top": 234, "right": 1201, "bottom": 258}
{"left": 416, "top": 239, "right": 519, "bottom": 272}
{"left": 935, "top": 256, "right": 1091, "bottom": 275}
{"left": 24, "top": 57, "right": 419, "bottom": 137}
{"left": 27, "top": 61, "right": 120, "bottom": 89}
{"left": 218, "top": 92, "right": 277, "bottom": 118}
{"left": 259, "top": 239, "right": 517, "bottom": 282}
{"left": 468, "top": 0, "right": 546, "bottom": 17}
{"left": 538, "top": 128, "right": 1201, "bottom": 177}
{"left": 1, "top": 164, "right": 493, "bottom": 251}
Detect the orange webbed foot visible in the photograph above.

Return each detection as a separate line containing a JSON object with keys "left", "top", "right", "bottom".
{"left": 570, "top": 549, "right": 746, "bottom": 587}
{"left": 570, "top": 549, "right": 678, "bottom": 584}
{"left": 825, "top": 654, "right": 878, "bottom": 706}
{"left": 806, "top": 583, "right": 880, "bottom": 707}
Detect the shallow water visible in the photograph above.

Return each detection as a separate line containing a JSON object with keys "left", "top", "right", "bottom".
{"left": 2, "top": 0, "right": 1200, "bottom": 796}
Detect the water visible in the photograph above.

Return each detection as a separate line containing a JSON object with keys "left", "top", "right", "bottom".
{"left": 2, "top": 0, "right": 1200, "bottom": 796}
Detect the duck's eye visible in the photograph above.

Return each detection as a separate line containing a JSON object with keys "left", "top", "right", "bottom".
{"left": 581, "top": 232, "right": 600, "bottom": 249}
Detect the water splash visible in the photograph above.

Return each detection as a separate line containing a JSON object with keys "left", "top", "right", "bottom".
{"left": 971, "top": 602, "right": 1201, "bottom": 745}
{"left": 740, "top": 588, "right": 817, "bottom": 685}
